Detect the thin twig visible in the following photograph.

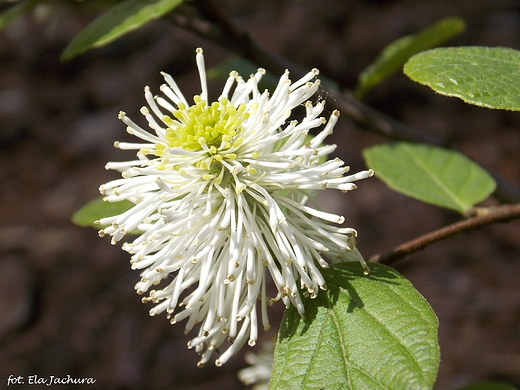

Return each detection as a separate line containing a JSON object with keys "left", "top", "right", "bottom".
{"left": 370, "top": 203, "right": 520, "bottom": 265}
{"left": 328, "top": 91, "right": 446, "bottom": 146}
{"left": 171, "top": 0, "right": 306, "bottom": 77}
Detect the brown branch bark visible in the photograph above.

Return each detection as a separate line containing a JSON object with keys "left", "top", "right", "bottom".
{"left": 370, "top": 203, "right": 520, "bottom": 265}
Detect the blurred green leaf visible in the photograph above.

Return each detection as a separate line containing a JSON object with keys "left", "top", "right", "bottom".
{"left": 355, "top": 16, "right": 465, "bottom": 99}
{"left": 207, "top": 54, "right": 338, "bottom": 92}
{"left": 61, "top": 0, "right": 184, "bottom": 61}
{"left": 404, "top": 46, "right": 520, "bottom": 110}
{"left": 206, "top": 55, "right": 260, "bottom": 80}
{"left": 363, "top": 142, "right": 496, "bottom": 213}
{"left": 206, "top": 54, "right": 280, "bottom": 90}
{"left": 269, "top": 262, "right": 439, "bottom": 390}
{"left": 72, "top": 196, "right": 133, "bottom": 228}
{"left": 0, "top": 0, "right": 37, "bottom": 31}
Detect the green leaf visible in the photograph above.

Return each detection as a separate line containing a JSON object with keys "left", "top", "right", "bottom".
{"left": 363, "top": 142, "right": 496, "bottom": 213}
{"left": 404, "top": 46, "right": 520, "bottom": 110}
{"left": 355, "top": 17, "right": 465, "bottom": 99}
{"left": 455, "top": 382, "right": 517, "bottom": 390}
{"left": 206, "top": 55, "right": 260, "bottom": 80}
{"left": 72, "top": 196, "right": 133, "bottom": 228}
{"left": 269, "top": 262, "right": 439, "bottom": 390}
{"left": 0, "top": 0, "right": 37, "bottom": 31}
{"left": 60, "top": 0, "right": 184, "bottom": 61}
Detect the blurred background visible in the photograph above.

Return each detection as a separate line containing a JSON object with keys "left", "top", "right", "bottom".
{"left": 0, "top": 0, "right": 519, "bottom": 389}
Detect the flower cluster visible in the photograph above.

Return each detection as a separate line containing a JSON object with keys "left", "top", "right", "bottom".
{"left": 97, "top": 48, "right": 373, "bottom": 366}
{"left": 238, "top": 340, "right": 274, "bottom": 389}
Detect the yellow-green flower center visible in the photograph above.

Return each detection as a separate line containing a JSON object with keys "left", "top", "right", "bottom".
{"left": 161, "top": 96, "right": 248, "bottom": 152}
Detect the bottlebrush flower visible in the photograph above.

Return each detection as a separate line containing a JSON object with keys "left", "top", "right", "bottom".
{"left": 97, "top": 48, "right": 373, "bottom": 367}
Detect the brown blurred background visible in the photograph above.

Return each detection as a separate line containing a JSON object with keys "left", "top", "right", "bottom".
{"left": 0, "top": 0, "right": 519, "bottom": 389}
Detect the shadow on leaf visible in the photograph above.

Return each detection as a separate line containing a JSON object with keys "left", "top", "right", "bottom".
{"left": 278, "top": 262, "right": 400, "bottom": 341}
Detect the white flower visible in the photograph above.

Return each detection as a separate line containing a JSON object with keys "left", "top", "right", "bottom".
{"left": 97, "top": 48, "right": 373, "bottom": 367}
{"left": 238, "top": 340, "right": 274, "bottom": 390}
